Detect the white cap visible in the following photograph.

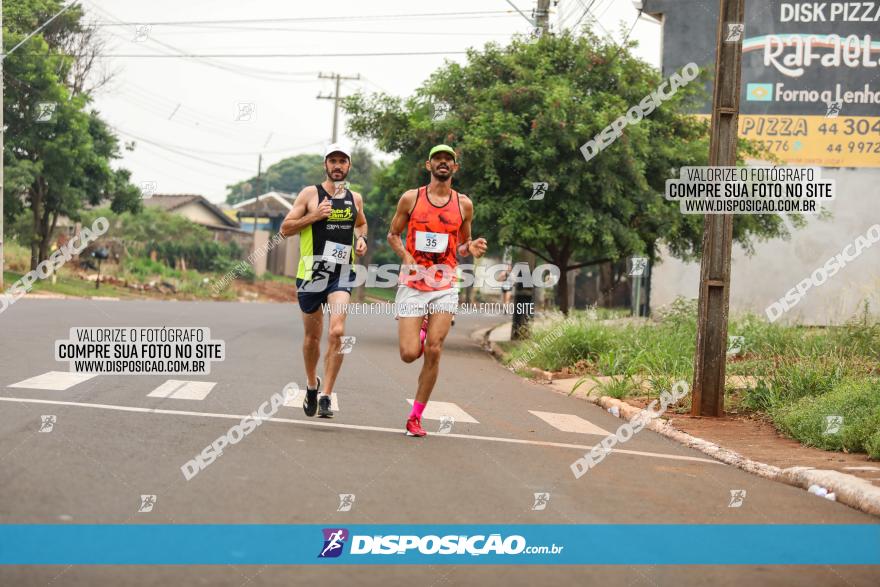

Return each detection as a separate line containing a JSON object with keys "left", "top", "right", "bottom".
{"left": 324, "top": 142, "right": 351, "bottom": 160}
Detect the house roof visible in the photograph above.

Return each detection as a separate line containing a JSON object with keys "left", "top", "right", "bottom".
{"left": 233, "top": 191, "right": 296, "bottom": 217}
{"left": 145, "top": 194, "right": 240, "bottom": 229}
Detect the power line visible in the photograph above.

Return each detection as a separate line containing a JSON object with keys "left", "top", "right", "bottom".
{"left": 571, "top": 0, "right": 600, "bottom": 31}
{"left": 5, "top": 1, "right": 80, "bottom": 56}
{"left": 123, "top": 27, "right": 518, "bottom": 38}
{"left": 111, "top": 127, "right": 256, "bottom": 173}
{"left": 113, "top": 125, "right": 325, "bottom": 156}
{"left": 607, "top": 8, "right": 643, "bottom": 65}
{"left": 21, "top": 51, "right": 471, "bottom": 58}
{"left": 503, "top": 0, "right": 535, "bottom": 26}
{"left": 84, "top": 1, "right": 334, "bottom": 82}
{"left": 87, "top": 10, "right": 518, "bottom": 27}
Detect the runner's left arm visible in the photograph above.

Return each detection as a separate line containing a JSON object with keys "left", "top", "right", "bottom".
{"left": 353, "top": 192, "right": 368, "bottom": 256}
{"left": 456, "top": 195, "right": 488, "bottom": 258}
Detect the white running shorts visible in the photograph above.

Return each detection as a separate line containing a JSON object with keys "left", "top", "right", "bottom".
{"left": 394, "top": 285, "right": 459, "bottom": 318}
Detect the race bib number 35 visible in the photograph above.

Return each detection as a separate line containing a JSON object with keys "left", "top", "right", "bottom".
{"left": 415, "top": 231, "right": 449, "bottom": 253}
{"left": 322, "top": 241, "right": 351, "bottom": 264}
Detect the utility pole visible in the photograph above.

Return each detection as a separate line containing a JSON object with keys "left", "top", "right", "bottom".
{"left": 252, "top": 154, "right": 262, "bottom": 239}
{"left": 534, "top": 0, "right": 551, "bottom": 33}
{"left": 511, "top": 0, "right": 553, "bottom": 338}
{"left": 317, "top": 72, "right": 360, "bottom": 143}
{"left": 691, "top": 0, "right": 746, "bottom": 417}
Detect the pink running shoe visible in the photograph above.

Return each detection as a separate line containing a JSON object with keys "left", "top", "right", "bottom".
{"left": 406, "top": 416, "right": 427, "bottom": 437}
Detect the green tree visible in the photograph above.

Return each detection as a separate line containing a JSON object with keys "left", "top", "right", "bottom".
{"left": 225, "top": 153, "right": 326, "bottom": 204}
{"left": 3, "top": 0, "right": 139, "bottom": 269}
{"left": 344, "top": 30, "right": 790, "bottom": 313}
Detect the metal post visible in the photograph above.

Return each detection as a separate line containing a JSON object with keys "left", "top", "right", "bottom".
{"left": 691, "top": 0, "right": 746, "bottom": 417}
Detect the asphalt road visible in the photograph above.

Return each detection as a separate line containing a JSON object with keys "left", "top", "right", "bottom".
{"left": 0, "top": 298, "right": 877, "bottom": 586}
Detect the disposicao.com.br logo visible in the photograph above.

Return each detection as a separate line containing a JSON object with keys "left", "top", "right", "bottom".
{"left": 318, "top": 529, "right": 563, "bottom": 558}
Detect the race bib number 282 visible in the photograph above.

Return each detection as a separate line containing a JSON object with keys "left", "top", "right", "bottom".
{"left": 322, "top": 241, "right": 351, "bottom": 264}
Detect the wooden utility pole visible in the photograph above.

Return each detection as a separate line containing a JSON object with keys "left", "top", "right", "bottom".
{"left": 511, "top": 0, "right": 553, "bottom": 338}
{"left": 252, "top": 154, "right": 262, "bottom": 240}
{"left": 535, "top": 0, "right": 551, "bottom": 32}
{"left": 691, "top": 0, "right": 746, "bottom": 417}
{"left": 317, "top": 72, "right": 360, "bottom": 143}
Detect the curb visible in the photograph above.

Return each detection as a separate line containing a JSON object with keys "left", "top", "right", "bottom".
{"left": 481, "top": 323, "right": 880, "bottom": 518}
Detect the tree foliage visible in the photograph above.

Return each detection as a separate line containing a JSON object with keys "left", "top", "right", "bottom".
{"left": 344, "top": 30, "right": 791, "bottom": 312}
{"left": 225, "top": 153, "right": 326, "bottom": 205}
{"left": 3, "top": 0, "right": 138, "bottom": 269}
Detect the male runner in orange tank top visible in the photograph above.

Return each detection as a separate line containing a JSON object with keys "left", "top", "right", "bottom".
{"left": 387, "top": 144, "right": 488, "bottom": 437}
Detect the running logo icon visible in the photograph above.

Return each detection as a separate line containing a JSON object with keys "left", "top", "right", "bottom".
{"left": 824, "top": 415, "right": 843, "bottom": 435}
{"left": 39, "top": 415, "right": 56, "bottom": 433}
{"left": 725, "top": 23, "right": 744, "bottom": 42}
{"left": 825, "top": 101, "right": 842, "bottom": 118}
{"left": 728, "top": 489, "right": 746, "bottom": 508}
{"left": 629, "top": 257, "right": 648, "bottom": 276}
{"left": 339, "top": 337, "right": 356, "bottom": 354}
{"left": 35, "top": 102, "right": 57, "bottom": 122}
{"left": 531, "top": 492, "right": 550, "bottom": 511}
{"left": 139, "top": 181, "right": 158, "bottom": 197}
{"left": 727, "top": 336, "right": 744, "bottom": 356}
{"left": 319, "top": 528, "right": 349, "bottom": 558}
{"left": 337, "top": 494, "right": 356, "bottom": 512}
{"left": 138, "top": 495, "right": 157, "bottom": 513}
{"left": 133, "top": 24, "right": 151, "bottom": 42}
{"left": 530, "top": 182, "right": 548, "bottom": 201}
{"left": 438, "top": 415, "right": 455, "bottom": 434}
{"left": 234, "top": 102, "right": 256, "bottom": 123}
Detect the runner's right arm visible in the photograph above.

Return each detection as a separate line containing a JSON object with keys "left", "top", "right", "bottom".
{"left": 387, "top": 190, "right": 418, "bottom": 267}
{"left": 280, "top": 186, "right": 331, "bottom": 237}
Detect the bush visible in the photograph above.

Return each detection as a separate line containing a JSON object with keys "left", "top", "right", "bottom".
{"left": 85, "top": 207, "right": 246, "bottom": 274}
{"left": 123, "top": 257, "right": 180, "bottom": 280}
{"left": 772, "top": 379, "right": 880, "bottom": 457}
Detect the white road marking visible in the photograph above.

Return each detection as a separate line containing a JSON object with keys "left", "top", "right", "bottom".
{"left": 8, "top": 371, "right": 97, "bottom": 391}
{"left": 0, "top": 396, "right": 723, "bottom": 466}
{"left": 529, "top": 411, "right": 611, "bottom": 435}
{"left": 284, "top": 388, "right": 339, "bottom": 411}
{"left": 407, "top": 399, "right": 478, "bottom": 423}
{"left": 147, "top": 380, "right": 216, "bottom": 401}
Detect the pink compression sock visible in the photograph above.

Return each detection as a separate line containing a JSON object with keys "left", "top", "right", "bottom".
{"left": 410, "top": 401, "right": 426, "bottom": 419}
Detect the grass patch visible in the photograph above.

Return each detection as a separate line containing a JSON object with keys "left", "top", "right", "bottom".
{"left": 4, "top": 269, "right": 135, "bottom": 299}
{"left": 259, "top": 271, "right": 296, "bottom": 285}
{"left": 772, "top": 379, "right": 880, "bottom": 458}
{"left": 504, "top": 296, "right": 880, "bottom": 457}
{"left": 365, "top": 287, "right": 397, "bottom": 302}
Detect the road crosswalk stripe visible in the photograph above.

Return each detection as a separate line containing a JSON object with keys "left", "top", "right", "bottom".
{"left": 8, "top": 371, "right": 98, "bottom": 391}
{"left": 284, "top": 388, "right": 340, "bottom": 411}
{"left": 529, "top": 411, "right": 611, "bottom": 435}
{"left": 147, "top": 380, "right": 216, "bottom": 400}
{"left": 406, "top": 400, "right": 479, "bottom": 423}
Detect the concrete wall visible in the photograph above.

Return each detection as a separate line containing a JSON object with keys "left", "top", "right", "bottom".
{"left": 651, "top": 167, "right": 880, "bottom": 324}
{"left": 177, "top": 201, "right": 227, "bottom": 228}
{"left": 251, "top": 230, "right": 269, "bottom": 277}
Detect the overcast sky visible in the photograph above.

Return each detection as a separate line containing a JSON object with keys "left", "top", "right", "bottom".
{"left": 84, "top": 0, "right": 661, "bottom": 204}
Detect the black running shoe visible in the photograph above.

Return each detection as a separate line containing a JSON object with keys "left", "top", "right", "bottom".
{"left": 318, "top": 395, "right": 333, "bottom": 418}
{"left": 303, "top": 376, "right": 320, "bottom": 417}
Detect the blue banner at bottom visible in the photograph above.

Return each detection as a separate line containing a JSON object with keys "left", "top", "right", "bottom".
{"left": 1, "top": 524, "right": 878, "bottom": 565}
